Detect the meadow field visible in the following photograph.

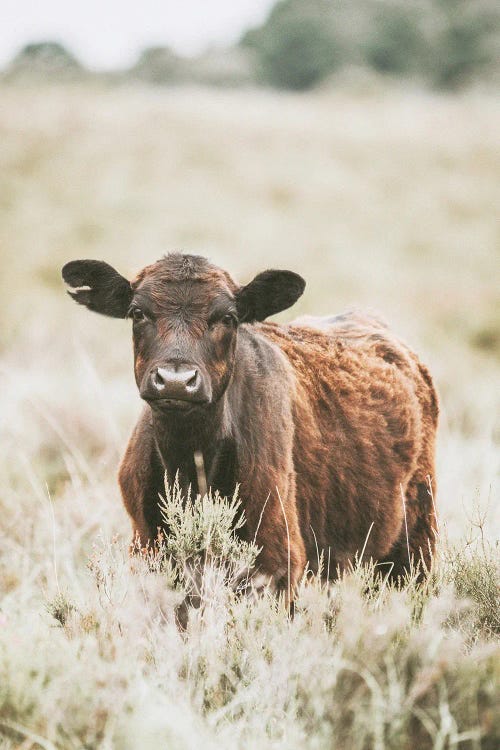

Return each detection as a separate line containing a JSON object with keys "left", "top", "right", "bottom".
{"left": 0, "top": 83, "right": 499, "bottom": 748}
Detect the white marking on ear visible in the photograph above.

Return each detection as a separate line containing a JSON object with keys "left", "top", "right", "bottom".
{"left": 64, "top": 283, "right": 92, "bottom": 292}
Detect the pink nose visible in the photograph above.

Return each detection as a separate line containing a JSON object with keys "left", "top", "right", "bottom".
{"left": 151, "top": 366, "right": 201, "bottom": 400}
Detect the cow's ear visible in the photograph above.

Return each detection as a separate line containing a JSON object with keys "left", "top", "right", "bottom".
{"left": 62, "top": 260, "right": 132, "bottom": 318}
{"left": 236, "top": 269, "right": 305, "bottom": 323}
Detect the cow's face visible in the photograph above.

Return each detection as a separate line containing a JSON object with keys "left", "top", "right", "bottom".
{"left": 128, "top": 256, "right": 240, "bottom": 413}
{"left": 62, "top": 254, "right": 305, "bottom": 416}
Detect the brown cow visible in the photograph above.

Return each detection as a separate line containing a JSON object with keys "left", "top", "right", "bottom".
{"left": 62, "top": 253, "right": 438, "bottom": 597}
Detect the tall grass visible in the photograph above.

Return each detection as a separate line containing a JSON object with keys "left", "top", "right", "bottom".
{"left": 0, "top": 475, "right": 498, "bottom": 749}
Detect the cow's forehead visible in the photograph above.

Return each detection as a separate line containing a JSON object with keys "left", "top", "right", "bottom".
{"left": 132, "top": 254, "right": 236, "bottom": 288}
{"left": 131, "top": 253, "right": 238, "bottom": 310}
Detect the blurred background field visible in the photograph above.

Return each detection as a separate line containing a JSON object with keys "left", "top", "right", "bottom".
{"left": 1, "top": 82, "right": 498, "bottom": 538}
{"left": 0, "top": 1, "right": 499, "bottom": 747}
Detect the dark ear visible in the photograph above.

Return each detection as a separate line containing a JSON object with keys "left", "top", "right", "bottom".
{"left": 61, "top": 260, "right": 132, "bottom": 318}
{"left": 236, "top": 269, "right": 305, "bottom": 323}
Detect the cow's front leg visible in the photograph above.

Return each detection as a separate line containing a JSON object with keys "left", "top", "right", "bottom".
{"left": 118, "top": 411, "right": 166, "bottom": 553}
{"left": 239, "top": 487, "right": 307, "bottom": 608}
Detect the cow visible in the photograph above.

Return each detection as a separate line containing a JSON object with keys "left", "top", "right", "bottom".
{"left": 62, "top": 253, "right": 438, "bottom": 599}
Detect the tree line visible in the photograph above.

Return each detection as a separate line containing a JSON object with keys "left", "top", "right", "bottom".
{"left": 3, "top": 0, "right": 499, "bottom": 91}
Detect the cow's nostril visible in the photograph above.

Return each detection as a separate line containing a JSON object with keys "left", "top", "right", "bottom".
{"left": 185, "top": 370, "right": 199, "bottom": 389}
{"left": 152, "top": 369, "right": 165, "bottom": 390}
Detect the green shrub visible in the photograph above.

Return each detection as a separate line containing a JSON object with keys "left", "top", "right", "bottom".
{"left": 242, "top": 0, "right": 339, "bottom": 90}
{"left": 241, "top": 0, "right": 500, "bottom": 90}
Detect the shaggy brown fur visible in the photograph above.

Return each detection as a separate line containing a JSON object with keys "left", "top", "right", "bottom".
{"left": 62, "top": 254, "right": 438, "bottom": 598}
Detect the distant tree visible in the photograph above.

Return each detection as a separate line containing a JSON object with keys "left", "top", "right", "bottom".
{"left": 241, "top": 0, "right": 500, "bottom": 91}
{"left": 363, "top": 4, "right": 428, "bottom": 77}
{"left": 130, "top": 46, "right": 183, "bottom": 84}
{"left": 130, "top": 45, "right": 256, "bottom": 88}
{"left": 426, "top": 0, "right": 500, "bottom": 89}
{"left": 242, "top": 0, "right": 339, "bottom": 90}
{"left": 183, "top": 47, "right": 256, "bottom": 87}
{"left": 364, "top": 0, "right": 500, "bottom": 88}
{"left": 7, "top": 41, "right": 82, "bottom": 78}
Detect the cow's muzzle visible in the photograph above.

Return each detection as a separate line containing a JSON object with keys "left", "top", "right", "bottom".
{"left": 141, "top": 363, "right": 210, "bottom": 411}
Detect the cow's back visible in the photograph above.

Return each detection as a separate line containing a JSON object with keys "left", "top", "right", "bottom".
{"left": 256, "top": 313, "right": 438, "bottom": 573}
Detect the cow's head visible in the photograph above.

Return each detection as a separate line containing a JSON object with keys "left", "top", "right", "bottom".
{"left": 62, "top": 254, "right": 305, "bottom": 415}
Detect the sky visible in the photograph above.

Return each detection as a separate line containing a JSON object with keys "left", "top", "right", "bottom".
{"left": 1, "top": 0, "right": 276, "bottom": 69}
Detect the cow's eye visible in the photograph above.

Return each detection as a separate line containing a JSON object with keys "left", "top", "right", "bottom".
{"left": 209, "top": 313, "right": 235, "bottom": 329}
{"left": 131, "top": 307, "right": 146, "bottom": 322}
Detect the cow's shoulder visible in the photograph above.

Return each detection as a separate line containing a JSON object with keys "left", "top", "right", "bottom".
{"left": 119, "top": 407, "right": 155, "bottom": 487}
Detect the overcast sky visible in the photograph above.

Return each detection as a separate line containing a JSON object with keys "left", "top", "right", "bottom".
{"left": 1, "top": 0, "right": 276, "bottom": 69}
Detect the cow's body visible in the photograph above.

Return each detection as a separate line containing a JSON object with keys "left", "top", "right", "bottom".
{"left": 62, "top": 253, "right": 438, "bottom": 595}
{"left": 119, "top": 310, "right": 438, "bottom": 590}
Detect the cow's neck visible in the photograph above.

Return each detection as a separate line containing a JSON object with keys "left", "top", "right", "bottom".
{"left": 150, "top": 397, "right": 236, "bottom": 498}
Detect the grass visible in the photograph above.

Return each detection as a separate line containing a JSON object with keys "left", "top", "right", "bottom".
{"left": 0, "top": 82, "right": 499, "bottom": 748}
{"left": 0, "top": 486, "right": 498, "bottom": 749}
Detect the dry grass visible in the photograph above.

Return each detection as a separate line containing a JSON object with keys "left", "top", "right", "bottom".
{"left": 0, "top": 83, "right": 499, "bottom": 748}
